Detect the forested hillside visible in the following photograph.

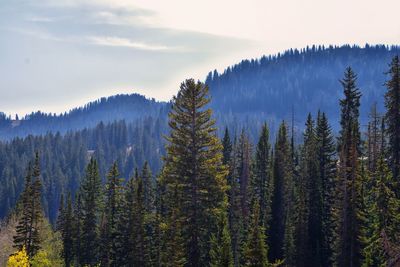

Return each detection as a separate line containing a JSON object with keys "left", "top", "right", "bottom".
{"left": 0, "top": 117, "right": 168, "bottom": 222}
{"left": 2, "top": 65, "right": 400, "bottom": 266}
{"left": 0, "top": 94, "right": 168, "bottom": 140}
{"left": 1, "top": 45, "right": 400, "bottom": 141}
{"left": 1, "top": 46, "right": 400, "bottom": 267}
{"left": 207, "top": 44, "right": 400, "bottom": 137}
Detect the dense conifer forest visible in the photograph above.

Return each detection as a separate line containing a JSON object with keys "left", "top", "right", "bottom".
{"left": 1, "top": 48, "right": 400, "bottom": 266}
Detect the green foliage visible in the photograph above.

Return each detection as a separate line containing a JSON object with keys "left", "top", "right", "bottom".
{"left": 13, "top": 153, "right": 43, "bottom": 258}
{"left": 385, "top": 55, "right": 400, "bottom": 191}
{"left": 210, "top": 215, "right": 233, "bottom": 267}
{"left": 243, "top": 200, "right": 269, "bottom": 267}
{"left": 161, "top": 79, "right": 228, "bottom": 266}
{"left": 80, "top": 158, "right": 102, "bottom": 266}
{"left": 316, "top": 111, "right": 336, "bottom": 266}
{"left": 270, "top": 122, "right": 291, "bottom": 262}
{"left": 333, "top": 67, "right": 364, "bottom": 267}
{"left": 361, "top": 156, "right": 400, "bottom": 266}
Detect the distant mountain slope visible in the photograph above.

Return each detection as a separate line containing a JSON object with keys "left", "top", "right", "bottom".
{"left": 1, "top": 44, "right": 399, "bottom": 140}
{"left": 0, "top": 94, "right": 169, "bottom": 140}
{"left": 207, "top": 44, "right": 400, "bottom": 136}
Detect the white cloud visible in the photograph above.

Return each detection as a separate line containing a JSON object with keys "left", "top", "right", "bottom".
{"left": 86, "top": 36, "right": 173, "bottom": 51}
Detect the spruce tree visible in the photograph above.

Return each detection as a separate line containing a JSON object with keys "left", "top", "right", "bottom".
{"left": 243, "top": 200, "right": 269, "bottom": 267}
{"left": 80, "top": 158, "right": 102, "bottom": 266}
{"left": 56, "top": 193, "right": 64, "bottom": 233}
{"left": 160, "top": 185, "right": 186, "bottom": 267}
{"left": 73, "top": 192, "right": 82, "bottom": 266}
{"left": 132, "top": 169, "right": 147, "bottom": 266}
{"left": 60, "top": 193, "right": 74, "bottom": 267}
{"left": 293, "top": 114, "right": 315, "bottom": 267}
{"left": 13, "top": 163, "right": 33, "bottom": 253}
{"left": 161, "top": 79, "right": 228, "bottom": 266}
{"left": 333, "top": 67, "right": 363, "bottom": 267}
{"left": 384, "top": 55, "right": 400, "bottom": 193}
{"left": 222, "top": 127, "right": 233, "bottom": 165}
{"left": 210, "top": 215, "right": 234, "bottom": 267}
{"left": 316, "top": 111, "right": 336, "bottom": 266}
{"left": 251, "top": 123, "right": 272, "bottom": 229}
{"left": 123, "top": 173, "right": 136, "bottom": 265}
{"left": 100, "top": 162, "right": 124, "bottom": 267}
{"left": 269, "top": 122, "right": 291, "bottom": 262}
{"left": 228, "top": 137, "right": 244, "bottom": 267}
{"left": 13, "top": 153, "right": 43, "bottom": 258}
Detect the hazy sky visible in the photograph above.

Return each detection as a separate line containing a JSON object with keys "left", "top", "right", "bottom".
{"left": 1, "top": 0, "right": 400, "bottom": 116}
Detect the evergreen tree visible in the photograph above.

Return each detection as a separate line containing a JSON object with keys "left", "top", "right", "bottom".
{"left": 59, "top": 193, "right": 74, "bottom": 267}
{"left": 222, "top": 127, "right": 233, "bottom": 165}
{"left": 361, "top": 156, "right": 400, "bottom": 266}
{"left": 80, "top": 158, "right": 102, "bottom": 266}
{"left": 73, "top": 193, "right": 82, "bottom": 266}
{"left": 160, "top": 185, "right": 186, "bottom": 267}
{"left": 13, "top": 163, "right": 34, "bottom": 253}
{"left": 293, "top": 114, "right": 314, "bottom": 267}
{"left": 269, "top": 122, "right": 291, "bottom": 262}
{"left": 210, "top": 215, "right": 234, "bottom": 267}
{"left": 56, "top": 194, "right": 64, "bottom": 233}
{"left": 384, "top": 55, "right": 400, "bottom": 193}
{"left": 366, "top": 103, "right": 383, "bottom": 173}
{"left": 100, "top": 162, "right": 124, "bottom": 267}
{"left": 123, "top": 172, "right": 136, "bottom": 265}
{"left": 236, "top": 130, "right": 252, "bottom": 223}
{"left": 243, "top": 200, "right": 269, "bottom": 267}
{"left": 251, "top": 123, "right": 272, "bottom": 229}
{"left": 132, "top": 169, "right": 147, "bottom": 266}
{"left": 333, "top": 67, "right": 363, "bottom": 267}
{"left": 161, "top": 79, "right": 228, "bottom": 266}
{"left": 13, "top": 152, "right": 43, "bottom": 258}
{"left": 316, "top": 111, "right": 336, "bottom": 266}
{"left": 228, "top": 137, "right": 244, "bottom": 267}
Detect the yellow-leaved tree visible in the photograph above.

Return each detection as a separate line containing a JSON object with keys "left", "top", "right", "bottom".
{"left": 7, "top": 247, "right": 29, "bottom": 267}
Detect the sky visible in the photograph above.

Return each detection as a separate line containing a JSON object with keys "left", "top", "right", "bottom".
{"left": 1, "top": 0, "right": 400, "bottom": 116}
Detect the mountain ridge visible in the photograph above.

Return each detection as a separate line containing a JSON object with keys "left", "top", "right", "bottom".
{"left": 1, "top": 44, "right": 400, "bottom": 140}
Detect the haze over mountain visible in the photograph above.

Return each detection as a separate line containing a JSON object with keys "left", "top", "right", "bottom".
{"left": 0, "top": 44, "right": 399, "bottom": 141}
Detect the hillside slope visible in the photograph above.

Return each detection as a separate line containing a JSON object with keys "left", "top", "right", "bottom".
{"left": 1, "top": 44, "right": 399, "bottom": 141}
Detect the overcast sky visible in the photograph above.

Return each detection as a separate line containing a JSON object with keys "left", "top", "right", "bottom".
{"left": 1, "top": 0, "right": 400, "bottom": 116}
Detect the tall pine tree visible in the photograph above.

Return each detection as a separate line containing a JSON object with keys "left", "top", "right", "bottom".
{"left": 333, "top": 67, "right": 363, "bottom": 267}
{"left": 161, "top": 79, "right": 228, "bottom": 266}
{"left": 384, "top": 55, "right": 400, "bottom": 194}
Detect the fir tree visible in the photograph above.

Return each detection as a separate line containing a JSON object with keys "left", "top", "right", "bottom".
{"left": 56, "top": 193, "right": 64, "bottom": 233}
{"left": 160, "top": 185, "right": 186, "bottom": 267}
{"left": 162, "top": 79, "right": 228, "bottom": 266}
{"left": 80, "top": 158, "right": 102, "bottom": 266}
{"left": 269, "top": 122, "right": 291, "bottom": 262}
{"left": 384, "top": 55, "right": 400, "bottom": 193}
{"left": 222, "top": 127, "right": 233, "bottom": 165}
{"left": 132, "top": 169, "right": 147, "bottom": 266}
{"left": 210, "top": 215, "right": 234, "bottom": 267}
{"left": 228, "top": 137, "right": 244, "bottom": 267}
{"left": 333, "top": 67, "right": 363, "bottom": 267}
{"left": 60, "top": 193, "right": 74, "bottom": 267}
{"left": 100, "top": 162, "right": 124, "bottom": 267}
{"left": 316, "top": 111, "right": 336, "bottom": 266}
{"left": 293, "top": 114, "right": 314, "bottom": 267}
{"left": 361, "top": 156, "right": 400, "bottom": 266}
{"left": 13, "top": 153, "right": 43, "bottom": 258}
{"left": 13, "top": 163, "right": 33, "bottom": 253}
{"left": 251, "top": 123, "right": 272, "bottom": 229}
{"left": 123, "top": 172, "right": 137, "bottom": 265}
{"left": 243, "top": 200, "right": 269, "bottom": 267}
{"left": 73, "top": 193, "right": 82, "bottom": 266}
